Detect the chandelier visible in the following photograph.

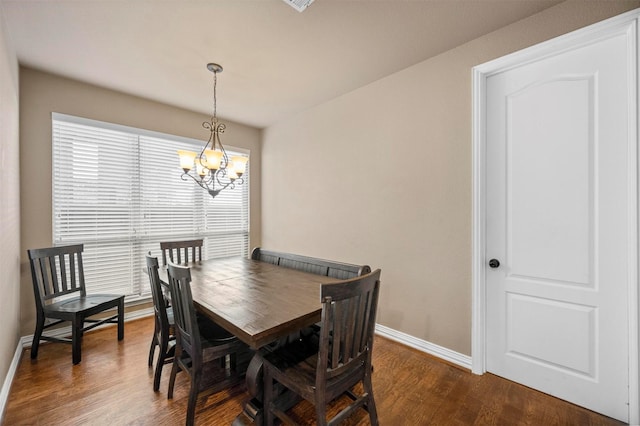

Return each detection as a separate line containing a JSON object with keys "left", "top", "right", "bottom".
{"left": 177, "top": 63, "right": 248, "bottom": 198}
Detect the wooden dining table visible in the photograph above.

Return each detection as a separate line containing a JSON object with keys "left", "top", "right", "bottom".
{"left": 158, "top": 256, "right": 342, "bottom": 425}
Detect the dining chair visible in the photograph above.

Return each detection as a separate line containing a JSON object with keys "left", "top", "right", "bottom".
{"left": 160, "top": 239, "right": 203, "bottom": 266}
{"left": 166, "top": 261, "right": 250, "bottom": 426}
{"left": 27, "top": 244, "right": 124, "bottom": 365}
{"left": 262, "top": 269, "right": 382, "bottom": 426}
{"left": 146, "top": 254, "right": 176, "bottom": 392}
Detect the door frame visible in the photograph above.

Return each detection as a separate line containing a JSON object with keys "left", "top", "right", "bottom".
{"left": 471, "top": 8, "right": 639, "bottom": 424}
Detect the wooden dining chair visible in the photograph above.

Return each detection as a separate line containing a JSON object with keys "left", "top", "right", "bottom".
{"left": 27, "top": 244, "right": 125, "bottom": 365}
{"left": 160, "top": 239, "right": 203, "bottom": 266}
{"left": 146, "top": 254, "right": 176, "bottom": 392}
{"left": 262, "top": 269, "right": 382, "bottom": 426}
{"left": 166, "top": 262, "right": 250, "bottom": 426}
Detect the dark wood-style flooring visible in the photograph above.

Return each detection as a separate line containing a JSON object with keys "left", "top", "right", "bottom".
{"left": 2, "top": 317, "right": 623, "bottom": 425}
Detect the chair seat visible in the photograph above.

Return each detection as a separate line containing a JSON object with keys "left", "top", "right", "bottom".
{"left": 263, "top": 340, "right": 318, "bottom": 388}
{"left": 44, "top": 294, "right": 122, "bottom": 314}
{"left": 263, "top": 338, "right": 319, "bottom": 373}
{"left": 263, "top": 339, "right": 365, "bottom": 402}
{"left": 197, "top": 316, "right": 245, "bottom": 366}
{"left": 198, "top": 315, "right": 236, "bottom": 344}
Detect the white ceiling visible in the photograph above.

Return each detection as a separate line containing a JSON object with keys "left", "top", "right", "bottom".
{"left": 1, "top": 0, "right": 561, "bottom": 128}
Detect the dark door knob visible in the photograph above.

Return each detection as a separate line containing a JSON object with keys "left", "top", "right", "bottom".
{"left": 489, "top": 259, "right": 500, "bottom": 268}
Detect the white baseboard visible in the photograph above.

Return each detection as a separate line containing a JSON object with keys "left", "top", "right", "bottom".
{"left": 0, "top": 308, "right": 154, "bottom": 422}
{"left": 375, "top": 323, "right": 472, "bottom": 371}
{"left": 0, "top": 338, "right": 26, "bottom": 424}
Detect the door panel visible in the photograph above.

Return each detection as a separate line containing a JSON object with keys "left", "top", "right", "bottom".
{"left": 507, "top": 294, "right": 595, "bottom": 376}
{"left": 508, "top": 76, "right": 594, "bottom": 285}
{"left": 485, "top": 28, "right": 632, "bottom": 422}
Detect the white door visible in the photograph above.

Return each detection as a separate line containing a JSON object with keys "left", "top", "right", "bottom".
{"left": 484, "top": 20, "right": 635, "bottom": 422}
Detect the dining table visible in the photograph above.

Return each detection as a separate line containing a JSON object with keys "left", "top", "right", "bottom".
{"left": 158, "top": 255, "right": 342, "bottom": 425}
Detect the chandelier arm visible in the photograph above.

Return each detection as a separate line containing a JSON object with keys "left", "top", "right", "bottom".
{"left": 218, "top": 176, "right": 244, "bottom": 191}
{"left": 181, "top": 172, "right": 222, "bottom": 196}
{"left": 181, "top": 172, "right": 210, "bottom": 189}
{"left": 181, "top": 169, "right": 243, "bottom": 192}
{"left": 214, "top": 178, "right": 238, "bottom": 193}
{"left": 199, "top": 173, "right": 215, "bottom": 188}
{"left": 214, "top": 168, "right": 231, "bottom": 187}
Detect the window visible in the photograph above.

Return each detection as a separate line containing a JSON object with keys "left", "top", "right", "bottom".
{"left": 52, "top": 113, "right": 250, "bottom": 300}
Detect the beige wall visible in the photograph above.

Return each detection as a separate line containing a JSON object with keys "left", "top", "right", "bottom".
{"left": 18, "top": 68, "right": 262, "bottom": 336}
{"left": 0, "top": 2, "right": 21, "bottom": 413}
{"left": 261, "top": 0, "right": 640, "bottom": 355}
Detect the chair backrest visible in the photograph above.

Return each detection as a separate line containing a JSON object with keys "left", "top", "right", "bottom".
{"left": 28, "top": 244, "right": 87, "bottom": 310}
{"left": 251, "top": 247, "right": 371, "bottom": 280}
{"left": 146, "top": 254, "right": 170, "bottom": 334}
{"left": 166, "top": 262, "right": 202, "bottom": 361}
{"left": 160, "top": 239, "right": 203, "bottom": 266}
{"left": 316, "top": 269, "right": 381, "bottom": 384}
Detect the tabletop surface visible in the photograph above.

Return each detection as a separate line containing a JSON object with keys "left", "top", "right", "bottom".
{"left": 158, "top": 256, "right": 341, "bottom": 349}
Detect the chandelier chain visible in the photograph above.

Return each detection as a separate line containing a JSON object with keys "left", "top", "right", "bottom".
{"left": 211, "top": 69, "right": 217, "bottom": 123}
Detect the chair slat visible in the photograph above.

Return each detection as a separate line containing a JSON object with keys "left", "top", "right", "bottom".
{"left": 49, "top": 256, "right": 60, "bottom": 295}
{"left": 343, "top": 297, "right": 357, "bottom": 361}
{"left": 70, "top": 251, "right": 76, "bottom": 291}
{"left": 331, "top": 300, "right": 343, "bottom": 368}
{"left": 352, "top": 293, "right": 365, "bottom": 358}
{"left": 78, "top": 249, "right": 87, "bottom": 295}
{"left": 37, "top": 258, "right": 49, "bottom": 297}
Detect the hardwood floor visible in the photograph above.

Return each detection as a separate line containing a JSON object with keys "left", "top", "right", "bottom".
{"left": 3, "top": 317, "right": 623, "bottom": 425}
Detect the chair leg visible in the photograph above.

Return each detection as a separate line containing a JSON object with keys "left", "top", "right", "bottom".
{"left": 168, "top": 345, "right": 181, "bottom": 399}
{"left": 363, "top": 373, "right": 379, "bottom": 425}
{"left": 148, "top": 332, "right": 158, "bottom": 368}
{"left": 117, "top": 298, "right": 124, "bottom": 341}
{"left": 315, "top": 395, "right": 327, "bottom": 426}
{"left": 153, "top": 339, "right": 168, "bottom": 392}
{"left": 186, "top": 374, "right": 200, "bottom": 426}
{"left": 31, "top": 314, "right": 45, "bottom": 360}
{"left": 71, "top": 317, "right": 83, "bottom": 365}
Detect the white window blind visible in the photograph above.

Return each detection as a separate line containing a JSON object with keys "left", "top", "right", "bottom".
{"left": 52, "top": 113, "right": 250, "bottom": 299}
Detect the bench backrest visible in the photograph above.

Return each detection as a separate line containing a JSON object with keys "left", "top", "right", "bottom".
{"left": 251, "top": 247, "right": 371, "bottom": 280}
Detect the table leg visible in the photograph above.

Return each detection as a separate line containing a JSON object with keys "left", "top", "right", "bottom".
{"left": 233, "top": 354, "right": 265, "bottom": 425}
{"left": 233, "top": 332, "right": 312, "bottom": 425}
